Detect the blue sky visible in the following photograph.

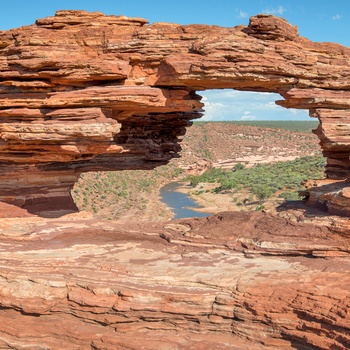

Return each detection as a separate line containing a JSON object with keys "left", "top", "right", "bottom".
{"left": 1, "top": 0, "right": 348, "bottom": 121}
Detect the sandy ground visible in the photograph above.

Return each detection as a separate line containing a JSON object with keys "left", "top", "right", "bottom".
{"left": 213, "top": 153, "right": 315, "bottom": 169}
{"left": 175, "top": 181, "right": 284, "bottom": 215}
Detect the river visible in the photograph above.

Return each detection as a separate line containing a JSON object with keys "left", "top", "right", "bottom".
{"left": 159, "top": 182, "right": 212, "bottom": 220}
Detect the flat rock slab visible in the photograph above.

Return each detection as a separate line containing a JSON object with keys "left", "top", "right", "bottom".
{"left": 0, "top": 211, "right": 349, "bottom": 349}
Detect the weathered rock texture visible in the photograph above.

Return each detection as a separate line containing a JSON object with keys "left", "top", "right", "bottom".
{"left": 1, "top": 11, "right": 350, "bottom": 349}
{"left": 0, "top": 211, "right": 349, "bottom": 349}
{"left": 1, "top": 10, "right": 350, "bottom": 216}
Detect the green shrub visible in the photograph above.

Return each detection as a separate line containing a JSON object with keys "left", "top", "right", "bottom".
{"left": 279, "top": 191, "right": 300, "bottom": 201}
{"left": 233, "top": 163, "right": 245, "bottom": 171}
{"left": 186, "top": 156, "right": 326, "bottom": 203}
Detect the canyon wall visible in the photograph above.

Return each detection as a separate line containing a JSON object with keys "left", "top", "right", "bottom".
{"left": 1, "top": 10, "right": 350, "bottom": 215}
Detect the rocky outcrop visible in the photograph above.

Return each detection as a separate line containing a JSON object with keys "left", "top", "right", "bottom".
{"left": 0, "top": 10, "right": 350, "bottom": 215}
{"left": 0, "top": 11, "right": 350, "bottom": 349}
{"left": 0, "top": 211, "right": 349, "bottom": 349}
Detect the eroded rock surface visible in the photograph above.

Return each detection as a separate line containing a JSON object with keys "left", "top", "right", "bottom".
{"left": 0, "top": 211, "right": 349, "bottom": 349}
{"left": 0, "top": 11, "right": 350, "bottom": 349}
{"left": 1, "top": 10, "right": 350, "bottom": 215}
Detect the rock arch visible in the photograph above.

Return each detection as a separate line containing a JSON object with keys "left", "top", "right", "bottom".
{"left": 0, "top": 10, "right": 349, "bottom": 216}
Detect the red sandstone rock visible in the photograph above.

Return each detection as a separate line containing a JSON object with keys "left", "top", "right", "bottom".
{"left": 0, "top": 211, "right": 348, "bottom": 349}
{"left": 1, "top": 11, "right": 350, "bottom": 215}
{"left": 0, "top": 11, "right": 349, "bottom": 350}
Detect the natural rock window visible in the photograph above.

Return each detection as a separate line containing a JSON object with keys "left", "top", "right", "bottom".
{"left": 1, "top": 11, "right": 350, "bottom": 216}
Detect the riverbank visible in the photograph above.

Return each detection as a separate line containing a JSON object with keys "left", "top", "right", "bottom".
{"left": 72, "top": 122, "right": 321, "bottom": 221}
{"left": 173, "top": 182, "right": 236, "bottom": 213}
{"left": 159, "top": 182, "right": 212, "bottom": 219}
{"left": 175, "top": 181, "right": 284, "bottom": 215}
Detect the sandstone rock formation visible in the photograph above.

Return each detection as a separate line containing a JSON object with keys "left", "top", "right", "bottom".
{"left": 0, "top": 211, "right": 349, "bottom": 349}
{"left": 0, "top": 11, "right": 350, "bottom": 350}
{"left": 0, "top": 10, "right": 350, "bottom": 216}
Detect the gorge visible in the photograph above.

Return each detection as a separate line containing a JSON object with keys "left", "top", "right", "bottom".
{"left": 1, "top": 10, "right": 350, "bottom": 216}
{"left": 0, "top": 10, "right": 349, "bottom": 349}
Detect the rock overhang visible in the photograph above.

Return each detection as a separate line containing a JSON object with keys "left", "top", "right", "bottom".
{"left": 1, "top": 10, "right": 350, "bottom": 216}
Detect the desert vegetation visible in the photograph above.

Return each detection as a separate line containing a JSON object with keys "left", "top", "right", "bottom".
{"left": 210, "top": 120, "right": 318, "bottom": 132}
{"left": 187, "top": 155, "right": 326, "bottom": 207}
{"left": 73, "top": 164, "right": 183, "bottom": 220}
{"left": 72, "top": 121, "right": 323, "bottom": 220}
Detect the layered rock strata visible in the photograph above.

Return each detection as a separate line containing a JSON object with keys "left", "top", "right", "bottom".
{"left": 0, "top": 11, "right": 350, "bottom": 350}
{"left": 0, "top": 211, "right": 349, "bottom": 349}
{"left": 1, "top": 10, "right": 350, "bottom": 215}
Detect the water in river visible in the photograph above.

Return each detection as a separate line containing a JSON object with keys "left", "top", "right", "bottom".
{"left": 160, "top": 182, "right": 212, "bottom": 220}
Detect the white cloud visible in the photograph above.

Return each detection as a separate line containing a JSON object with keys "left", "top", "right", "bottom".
{"left": 264, "top": 101, "right": 279, "bottom": 109}
{"left": 240, "top": 111, "right": 256, "bottom": 121}
{"left": 199, "top": 89, "right": 310, "bottom": 121}
{"left": 200, "top": 101, "right": 226, "bottom": 121}
{"left": 235, "top": 8, "right": 249, "bottom": 19}
{"left": 332, "top": 14, "right": 342, "bottom": 20}
{"left": 238, "top": 10, "right": 249, "bottom": 18}
{"left": 277, "top": 6, "right": 286, "bottom": 14}
{"left": 262, "top": 5, "right": 286, "bottom": 15}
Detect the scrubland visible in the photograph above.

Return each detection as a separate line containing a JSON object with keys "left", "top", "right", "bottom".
{"left": 73, "top": 121, "right": 323, "bottom": 220}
